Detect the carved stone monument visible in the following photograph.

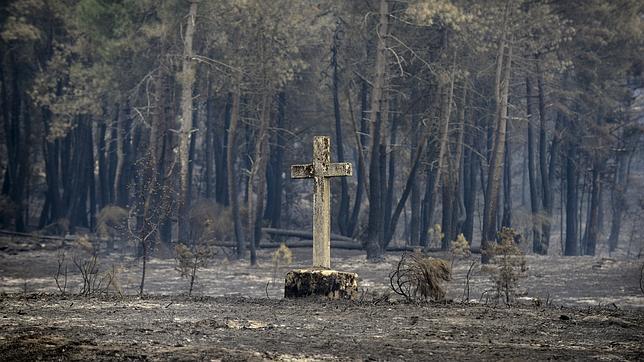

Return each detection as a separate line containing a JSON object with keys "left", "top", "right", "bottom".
{"left": 284, "top": 136, "right": 359, "bottom": 299}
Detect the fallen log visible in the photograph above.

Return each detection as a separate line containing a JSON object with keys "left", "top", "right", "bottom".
{"left": 0, "top": 229, "right": 480, "bottom": 254}
{"left": 212, "top": 240, "right": 362, "bottom": 250}
{"left": 262, "top": 227, "right": 355, "bottom": 242}
{"left": 210, "top": 240, "right": 481, "bottom": 253}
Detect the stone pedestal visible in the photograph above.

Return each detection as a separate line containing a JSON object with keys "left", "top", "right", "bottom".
{"left": 284, "top": 269, "right": 358, "bottom": 300}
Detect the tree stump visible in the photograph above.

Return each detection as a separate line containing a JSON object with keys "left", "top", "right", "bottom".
{"left": 284, "top": 269, "right": 358, "bottom": 300}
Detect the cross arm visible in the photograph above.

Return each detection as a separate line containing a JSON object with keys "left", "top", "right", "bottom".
{"left": 291, "top": 164, "right": 314, "bottom": 179}
{"left": 326, "top": 162, "right": 353, "bottom": 177}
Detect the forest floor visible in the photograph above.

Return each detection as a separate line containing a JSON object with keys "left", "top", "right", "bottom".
{"left": 0, "top": 235, "right": 643, "bottom": 360}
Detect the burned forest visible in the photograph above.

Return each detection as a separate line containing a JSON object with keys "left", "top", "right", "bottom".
{"left": 0, "top": 0, "right": 643, "bottom": 360}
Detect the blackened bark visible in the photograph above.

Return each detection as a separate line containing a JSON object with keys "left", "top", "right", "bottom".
{"left": 97, "top": 119, "right": 108, "bottom": 209}
{"left": 118, "top": 103, "right": 132, "bottom": 207}
{"left": 462, "top": 142, "right": 476, "bottom": 244}
{"left": 228, "top": 89, "right": 245, "bottom": 259}
{"left": 87, "top": 120, "right": 97, "bottom": 231}
{"left": 365, "top": 112, "right": 383, "bottom": 258}
{"left": 40, "top": 108, "right": 61, "bottom": 227}
{"left": 365, "top": 0, "right": 389, "bottom": 260}
{"left": 15, "top": 98, "right": 31, "bottom": 232}
{"left": 216, "top": 93, "right": 231, "bottom": 205}
{"left": 384, "top": 121, "right": 429, "bottom": 246}
{"left": 420, "top": 147, "right": 436, "bottom": 247}
{"left": 250, "top": 93, "right": 271, "bottom": 266}
{"left": 608, "top": 138, "right": 629, "bottom": 251}
{"left": 265, "top": 92, "right": 286, "bottom": 230}
{"left": 113, "top": 104, "right": 125, "bottom": 207}
{"left": 584, "top": 167, "right": 600, "bottom": 256}
{"left": 204, "top": 78, "right": 215, "bottom": 199}
{"left": 481, "top": 37, "right": 512, "bottom": 263}
{"left": 501, "top": 119, "right": 512, "bottom": 228}
{"left": 409, "top": 107, "right": 421, "bottom": 245}
{"left": 187, "top": 102, "right": 198, "bottom": 206}
{"left": 383, "top": 99, "right": 398, "bottom": 242}
{"left": 537, "top": 62, "right": 553, "bottom": 250}
{"left": 565, "top": 141, "right": 579, "bottom": 256}
{"left": 107, "top": 110, "right": 118, "bottom": 205}
{"left": 526, "top": 77, "right": 543, "bottom": 253}
{"left": 331, "top": 32, "right": 350, "bottom": 235}
{"left": 347, "top": 79, "right": 368, "bottom": 238}
{"left": 463, "top": 104, "right": 478, "bottom": 244}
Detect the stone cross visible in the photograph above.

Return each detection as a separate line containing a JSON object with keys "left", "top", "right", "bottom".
{"left": 291, "top": 136, "right": 352, "bottom": 269}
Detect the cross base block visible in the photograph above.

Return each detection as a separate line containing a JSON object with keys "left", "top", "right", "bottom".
{"left": 284, "top": 269, "right": 359, "bottom": 300}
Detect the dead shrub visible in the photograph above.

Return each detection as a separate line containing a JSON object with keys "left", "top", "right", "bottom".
{"left": 71, "top": 251, "right": 122, "bottom": 297}
{"left": 54, "top": 251, "right": 68, "bottom": 295}
{"left": 97, "top": 205, "right": 128, "bottom": 239}
{"left": 481, "top": 227, "right": 527, "bottom": 305}
{"left": 189, "top": 199, "right": 234, "bottom": 245}
{"left": 42, "top": 218, "right": 70, "bottom": 236}
{"left": 390, "top": 252, "right": 451, "bottom": 302}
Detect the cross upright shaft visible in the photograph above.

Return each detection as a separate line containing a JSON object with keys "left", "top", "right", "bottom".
{"left": 291, "top": 136, "right": 352, "bottom": 268}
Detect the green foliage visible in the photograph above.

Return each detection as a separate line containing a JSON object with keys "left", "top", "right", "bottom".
{"left": 405, "top": 0, "right": 471, "bottom": 30}
{"left": 0, "top": 0, "right": 45, "bottom": 42}
{"left": 271, "top": 243, "right": 293, "bottom": 282}
{"left": 482, "top": 227, "right": 527, "bottom": 304}
{"left": 174, "top": 243, "right": 214, "bottom": 296}
{"left": 426, "top": 224, "right": 444, "bottom": 249}
{"left": 450, "top": 233, "right": 471, "bottom": 259}
{"left": 272, "top": 242, "right": 293, "bottom": 267}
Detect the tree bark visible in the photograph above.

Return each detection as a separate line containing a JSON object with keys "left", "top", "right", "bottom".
{"left": 204, "top": 76, "right": 215, "bottom": 199}
{"left": 463, "top": 107, "right": 478, "bottom": 245}
{"left": 526, "top": 77, "right": 544, "bottom": 253}
{"left": 383, "top": 97, "right": 398, "bottom": 243}
{"left": 249, "top": 93, "right": 271, "bottom": 266}
{"left": 265, "top": 92, "right": 286, "bottom": 231}
{"left": 347, "top": 80, "right": 368, "bottom": 238}
{"left": 608, "top": 131, "right": 631, "bottom": 252}
{"left": 177, "top": 0, "right": 199, "bottom": 243}
{"left": 564, "top": 138, "right": 579, "bottom": 256}
{"left": 331, "top": 30, "right": 350, "bottom": 236}
{"left": 365, "top": 0, "right": 390, "bottom": 260}
{"left": 584, "top": 166, "right": 600, "bottom": 256}
{"left": 227, "top": 85, "right": 245, "bottom": 259}
{"left": 409, "top": 103, "right": 421, "bottom": 246}
{"left": 426, "top": 59, "right": 455, "bottom": 249}
{"left": 481, "top": 29, "right": 512, "bottom": 263}
{"left": 537, "top": 59, "right": 553, "bottom": 252}
{"left": 215, "top": 92, "right": 230, "bottom": 205}
{"left": 113, "top": 104, "right": 125, "bottom": 207}
{"left": 501, "top": 118, "right": 512, "bottom": 228}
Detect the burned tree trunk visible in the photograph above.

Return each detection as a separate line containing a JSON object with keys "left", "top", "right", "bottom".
{"left": 331, "top": 31, "right": 350, "bottom": 236}
{"left": 364, "top": 0, "right": 389, "bottom": 260}
{"left": 265, "top": 92, "right": 286, "bottom": 231}
{"left": 481, "top": 35, "right": 512, "bottom": 263}
{"left": 227, "top": 84, "right": 245, "bottom": 259}
{"left": 177, "top": 0, "right": 199, "bottom": 243}
{"left": 526, "top": 77, "right": 544, "bottom": 253}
